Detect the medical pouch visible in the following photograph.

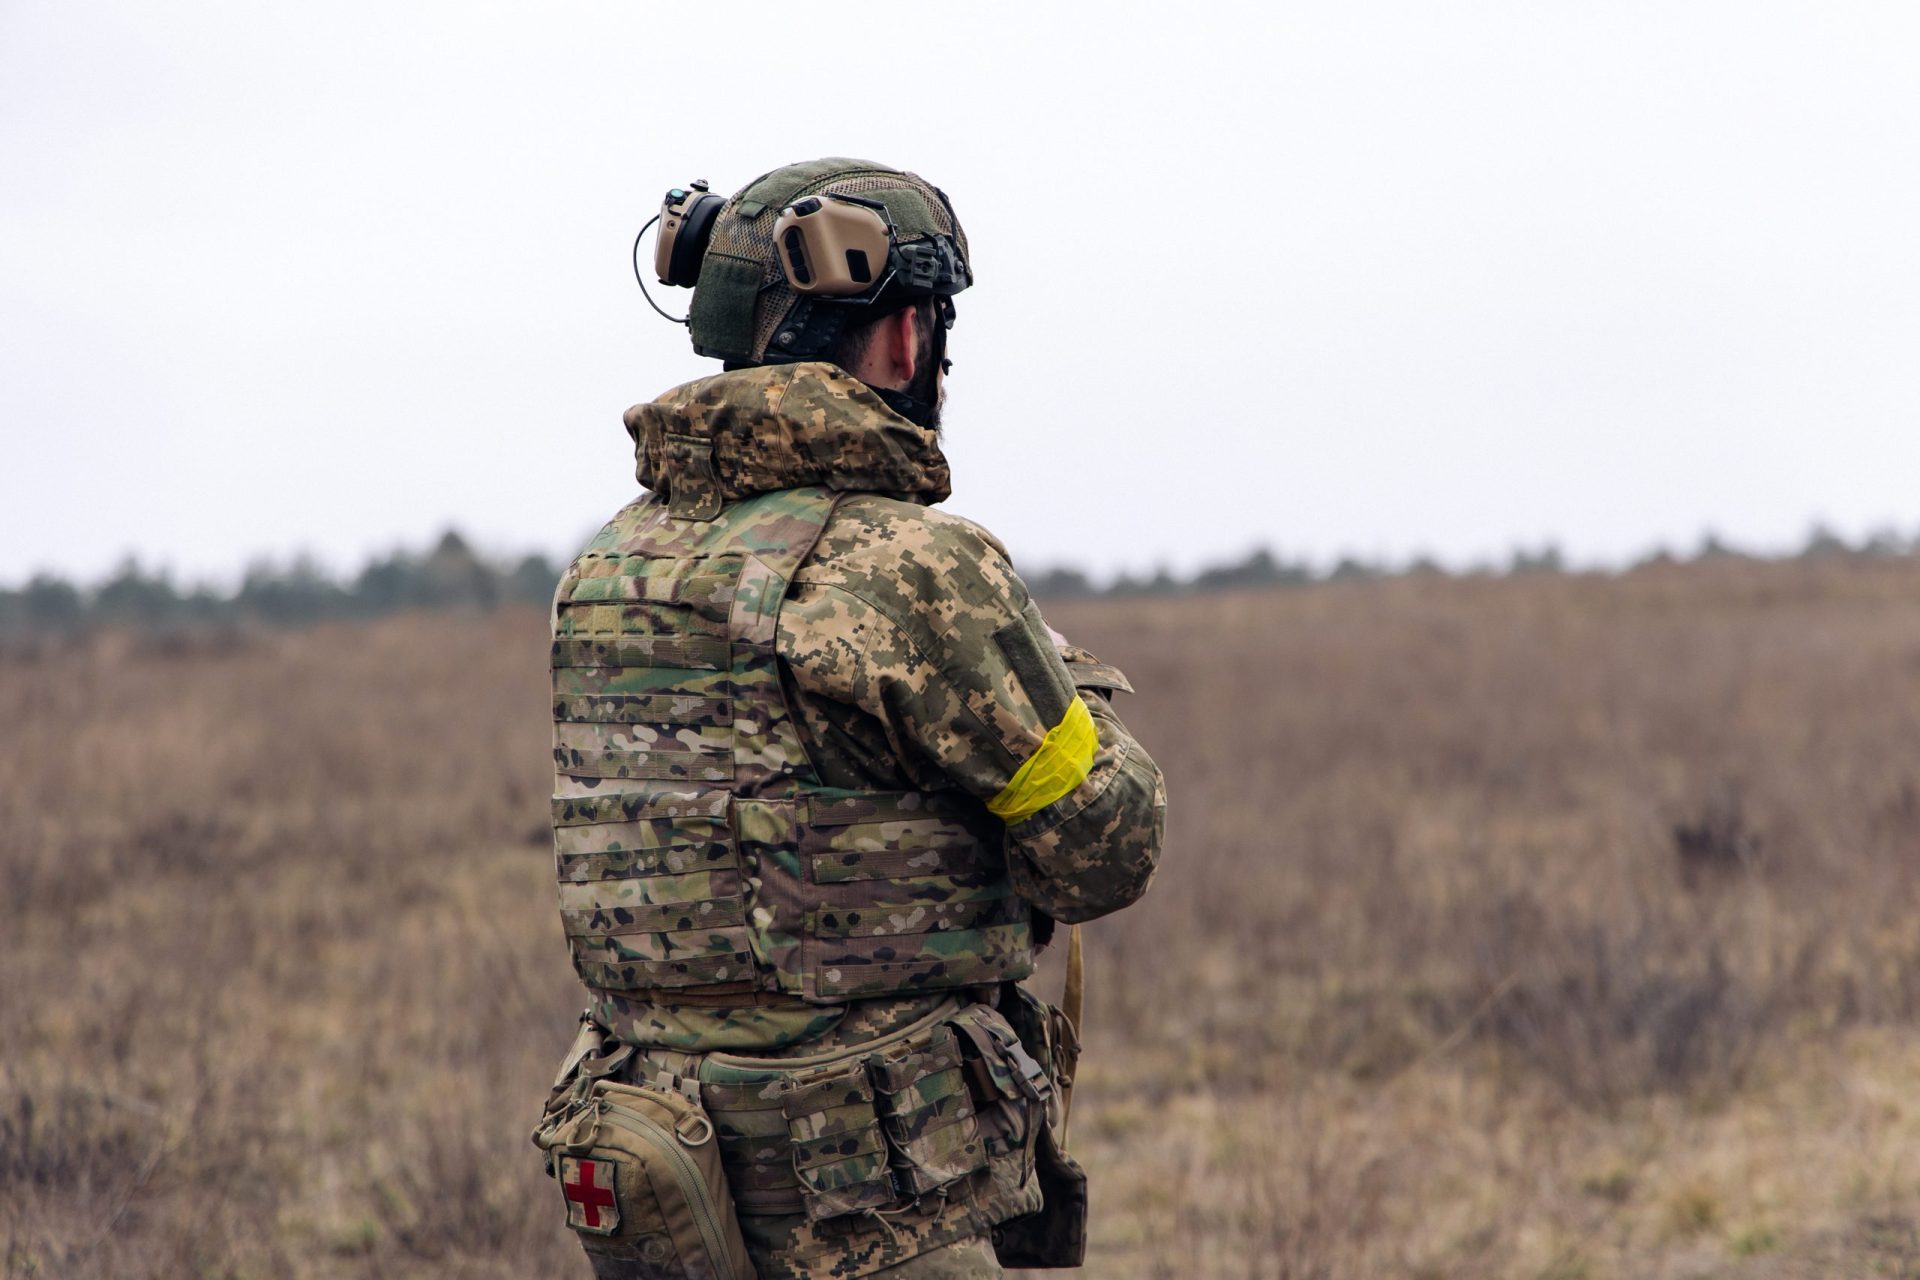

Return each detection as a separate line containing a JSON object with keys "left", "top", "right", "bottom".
{"left": 533, "top": 1075, "right": 757, "bottom": 1280}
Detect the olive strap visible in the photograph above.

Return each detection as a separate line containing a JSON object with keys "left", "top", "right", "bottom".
{"left": 1060, "top": 925, "right": 1083, "bottom": 1148}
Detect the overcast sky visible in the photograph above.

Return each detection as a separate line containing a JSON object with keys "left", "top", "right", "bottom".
{"left": 4, "top": 1, "right": 1917, "bottom": 587}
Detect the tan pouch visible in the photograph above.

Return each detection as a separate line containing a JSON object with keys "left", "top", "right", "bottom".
{"left": 535, "top": 1071, "right": 757, "bottom": 1280}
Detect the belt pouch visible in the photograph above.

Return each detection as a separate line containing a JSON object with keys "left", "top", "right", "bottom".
{"left": 981, "top": 988, "right": 1088, "bottom": 1269}
{"left": 990, "top": 1123, "right": 1088, "bottom": 1269}
{"left": 534, "top": 1077, "right": 758, "bottom": 1280}
{"left": 781, "top": 1061, "right": 894, "bottom": 1221}
{"left": 869, "top": 1023, "right": 989, "bottom": 1196}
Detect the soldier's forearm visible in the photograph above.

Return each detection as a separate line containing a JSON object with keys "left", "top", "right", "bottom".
{"left": 1003, "top": 696, "right": 1166, "bottom": 923}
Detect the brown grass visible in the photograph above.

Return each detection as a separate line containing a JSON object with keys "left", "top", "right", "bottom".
{"left": 7, "top": 557, "right": 1920, "bottom": 1277}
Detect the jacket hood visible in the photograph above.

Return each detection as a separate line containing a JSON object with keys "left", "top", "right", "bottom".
{"left": 624, "top": 362, "right": 951, "bottom": 518}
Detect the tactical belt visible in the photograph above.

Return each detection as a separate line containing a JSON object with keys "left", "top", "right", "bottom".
{"left": 647, "top": 997, "right": 1051, "bottom": 1221}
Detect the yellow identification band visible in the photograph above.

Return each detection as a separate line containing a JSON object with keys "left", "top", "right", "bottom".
{"left": 987, "top": 697, "right": 1096, "bottom": 824}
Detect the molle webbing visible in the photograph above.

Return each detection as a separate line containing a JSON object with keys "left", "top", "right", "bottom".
{"left": 551, "top": 485, "right": 1035, "bottom": 1006}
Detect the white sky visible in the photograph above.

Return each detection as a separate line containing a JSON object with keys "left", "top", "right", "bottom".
{"left": 3, "top": 0, "right": 1918, "bottom": 587}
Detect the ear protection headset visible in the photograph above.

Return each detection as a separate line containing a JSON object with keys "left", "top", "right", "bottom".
{"left": 772, "top": 194, "right": 894, "bottom": 295}
{"left": 769, "top": 192, "right": 968, "bottom": 301}
{"left": 654, "top": 182, "right": 725, "bottom": 288}
{"left": 634, "top": 179, "right": 967, "bottom": 326}
{"left": 633, "top": 181, "right": 726, "bottom": 323}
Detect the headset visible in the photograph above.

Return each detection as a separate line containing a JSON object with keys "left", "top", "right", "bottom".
{"left": 634, "top": 179, "right": 968, "bottom": 325}
{"left": 771, "top": 193, "right": 897, "bottom": 296}
{"left": 654, "top": 182, "right": 725, "bottom": 288}
{"left": 633, "top": 181, "right": 725, "bottom": 323}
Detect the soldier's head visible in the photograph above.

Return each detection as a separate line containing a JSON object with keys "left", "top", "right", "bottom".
{"left": 649, "top": 158, "right": 971, "bottom": 429}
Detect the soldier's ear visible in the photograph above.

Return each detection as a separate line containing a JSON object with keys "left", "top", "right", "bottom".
{"left": 884, "top": 305, "right": 921, "bottom": 387}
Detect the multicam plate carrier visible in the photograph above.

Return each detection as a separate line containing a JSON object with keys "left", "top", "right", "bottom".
{"left": 550, "top": 484, "right": 1037, "bottom": 1008}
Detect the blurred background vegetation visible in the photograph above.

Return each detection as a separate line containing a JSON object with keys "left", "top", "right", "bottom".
{"left": 5, "top": 521, "right": 1915, "bottom": 636}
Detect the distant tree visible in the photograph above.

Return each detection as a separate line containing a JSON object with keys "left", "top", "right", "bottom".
{"left": 1860, "top": 526, "right": 1911, "bottom": 558}
{"left": 354, "top": 551, "right": 423, "bottom": 613}
{"left": 236, "top": 555, "right": 348, "bottom": 624}
{"left": 1508, "top": 544, "right": 1565, "bottom": 575}
{"left": 1191, "top": 546, "right": 1312, "bottom": 590}
{"left": 1026, "top": 566, "right": 1095, "bottom": 600}
{"left": 93, "top": 557, "right": 183, "bottom": 624}
{"left": 175, "top": 584, "right": 227, "bottom": 623}
{"left": 1695, "top": 530, "right": 1744, "bottom": 561}
{"left": 421, "top": 530, "right": 497, "bottom": 609}
{"left": 1327, "top": 556, "right": 1380, "bottom": 583}
{"left": 507, "top": 553, "right": 561, "bottom": 605}
{"left": 1633, "top": 545, "right": 1678, "bottom": 570}
{"left": 1109, "top": 567, "right": 1182, "bottom": 596}
{"left": 1798, "top": 522, "right": 1853, "bottom": 560}
{"left": 21, "top": 574, "right": 84, "bottom": 629}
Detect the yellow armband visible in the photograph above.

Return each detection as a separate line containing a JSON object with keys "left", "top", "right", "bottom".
{"left": 987, "top": 697, "right": 1096, "bottom": 824}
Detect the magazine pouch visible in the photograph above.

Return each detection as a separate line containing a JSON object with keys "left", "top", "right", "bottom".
{"left": 780, "top": 1060, "right": 896, "bottom": 1221}
{"left": 775, "top": 1002, "right": 1038, "bottom": 1225}
{"left": 869, "top": 1021, "right": 990, "bottom": 1197}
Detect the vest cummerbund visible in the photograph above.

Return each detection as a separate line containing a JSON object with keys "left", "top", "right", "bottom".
{"left": 551, "top": 484, "right": 1036, "bottom": 1005}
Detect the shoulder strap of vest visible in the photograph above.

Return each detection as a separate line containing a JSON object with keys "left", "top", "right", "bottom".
{"left": 727, "top": 485, "right": 842, "bottom": 580}
{"left": 722, "top": 486, "right": 844, "bottom": 651}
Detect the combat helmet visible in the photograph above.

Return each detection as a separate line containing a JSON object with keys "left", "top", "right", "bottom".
{"left": 647, "top": 158, "right": 972, "bottom": 368}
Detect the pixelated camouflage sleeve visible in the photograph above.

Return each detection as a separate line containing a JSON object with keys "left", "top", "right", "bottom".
{"left": 780, "top": 495, "right": 1165, "bottom": 924}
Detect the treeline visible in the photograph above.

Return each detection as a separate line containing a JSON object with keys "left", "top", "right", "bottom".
{"left": 1025, "top": 522, "right": 1920, "bottom": 600}
{"left": 0, "top": 532, "right": 559, "bottom": 635}
{"left": 2, "top": 522, "right": 1915, "bottom": 636}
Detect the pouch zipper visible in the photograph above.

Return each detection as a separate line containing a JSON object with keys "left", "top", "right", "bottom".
{"left": 599, "top": 1098, "right": 738, "bottom": 1280}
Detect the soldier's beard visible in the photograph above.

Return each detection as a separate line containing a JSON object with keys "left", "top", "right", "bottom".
{"left": 907, "top": 324, "right": 944, "bottom": 435}
{"left": 919, "top": 377, "right": 945, "bottom": 438}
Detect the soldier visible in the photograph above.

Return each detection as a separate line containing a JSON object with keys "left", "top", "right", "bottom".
{"left": 533, "top": 158, "right": 1165, "bottom": 1280}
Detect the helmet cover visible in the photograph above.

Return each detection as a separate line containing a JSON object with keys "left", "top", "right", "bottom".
{"left": 686, "top": 157, "right": 971, "bottom": 365}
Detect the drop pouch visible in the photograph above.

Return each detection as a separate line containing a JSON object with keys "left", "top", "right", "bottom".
{"left": 533, "top": 1021, "right": 758, "bottom": 1280}
{"left": 988, "top": 984, "right": 1088, "bottom": 1268}
{"left": 990, "top": 1122, "right": 1088, "bottom": 1269}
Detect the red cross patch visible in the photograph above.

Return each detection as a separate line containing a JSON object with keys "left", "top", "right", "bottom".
{"left": 558, "top": 1155, "right": 620, "bottom": 1235}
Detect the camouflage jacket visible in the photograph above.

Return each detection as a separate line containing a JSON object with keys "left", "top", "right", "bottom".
{"left": 596, "top": 361, "right": 1165, "bottom": 1051}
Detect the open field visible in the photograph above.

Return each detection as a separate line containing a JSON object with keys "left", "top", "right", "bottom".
{"left": 8, "top": 556, "right": 1920, "bottom": 1278}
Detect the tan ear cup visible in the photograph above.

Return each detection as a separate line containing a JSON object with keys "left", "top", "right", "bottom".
{"left": 655, "top": 185, "right": 724, "bottom": 288}
{"left": 772, "top": 196, "right": 896, "bottom": 296}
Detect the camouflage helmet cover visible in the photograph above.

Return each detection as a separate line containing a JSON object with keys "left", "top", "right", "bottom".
{"left": 686, "top": 157, "right": 972, "bottom": 366}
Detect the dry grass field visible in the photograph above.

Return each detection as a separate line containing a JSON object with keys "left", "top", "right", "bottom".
{"left": 8, "top": 556, "right": 1920, "bottom": 1278}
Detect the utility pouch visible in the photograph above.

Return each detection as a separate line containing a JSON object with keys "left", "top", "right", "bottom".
{"left": 990, "top": 1123, "right": 1088, "bottom": 1269}
{"left": 985, "top": 985, "right": 1088, "bottom": 1269}
{"left": 996, "top": 984, "right": 1080, "bottom": 1136}
{"left": 948, "top": 1005, "right": 1047, "bottom": 1170}
{"left": 534, "top": 1023, "right": 757, "bottom": 1280}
